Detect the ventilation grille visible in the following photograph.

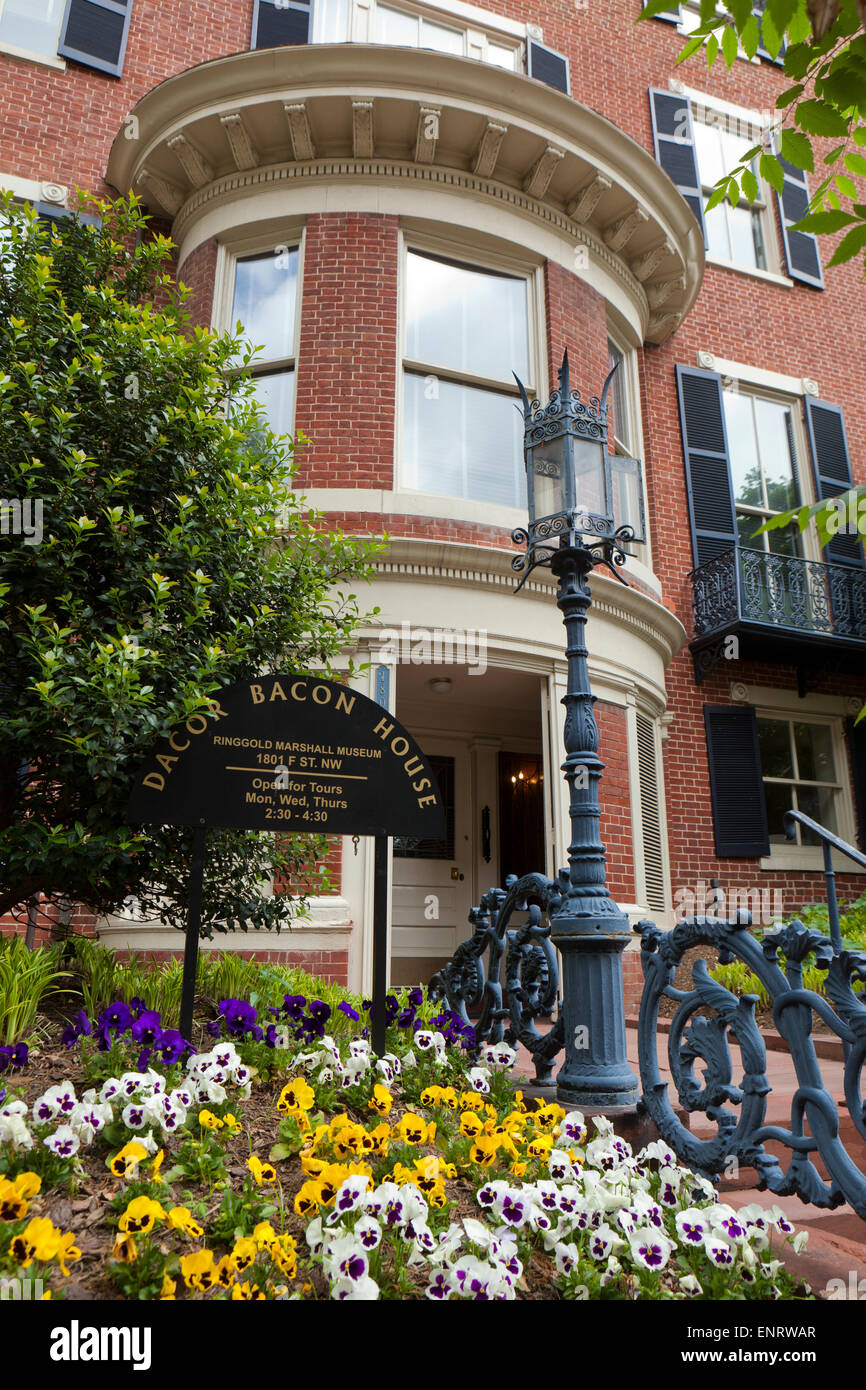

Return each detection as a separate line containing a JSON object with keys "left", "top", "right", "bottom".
{"left": 636, "top": 714, "right": 666, "bottom": 913}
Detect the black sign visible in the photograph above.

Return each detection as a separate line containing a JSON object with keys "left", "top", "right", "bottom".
{"left": 127, "top": 673, "right": 445, "bottom": 840}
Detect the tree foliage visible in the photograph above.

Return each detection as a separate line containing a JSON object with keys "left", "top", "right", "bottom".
{"left": 0, "top": 195, "right": 382, "bottom": 935}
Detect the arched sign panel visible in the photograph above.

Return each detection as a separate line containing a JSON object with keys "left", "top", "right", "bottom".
{"left": 126, "top": 674, "right": 443, "bottom": 1050}
{"left": 127, "top": 674, "right": 445, "bottom": 840}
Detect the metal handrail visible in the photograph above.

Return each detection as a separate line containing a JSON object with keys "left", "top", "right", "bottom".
{"left": 784, "top": 809, "right": 866, "bottom": 955}
{"left": 690, "top": 546, "right": 866, "bottom": 642}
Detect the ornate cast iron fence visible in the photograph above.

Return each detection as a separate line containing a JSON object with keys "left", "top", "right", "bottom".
{"left": 691, "top": 546, "right": 866, "bottom": 642}
{"left": 637, "top": 809, "right": 866, "bottom": 1218}
{"left": 429, "top": 871, "right": 567, "bottom": 1086}
{"left": 432, "top": 808, "right": 866, "bottom": 1216}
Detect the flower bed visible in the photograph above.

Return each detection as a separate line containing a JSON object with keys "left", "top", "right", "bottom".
{"left": 0, "top": 984, "right": 812, "bottom": 1302}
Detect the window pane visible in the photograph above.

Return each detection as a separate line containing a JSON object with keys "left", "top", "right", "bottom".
{"left": 728, "top": 204, "right": 762, "bottom": 271}
{"left": 703, "top": 198, "right": 731, "bottom": 261}
{"left": 725, "top": 392, "right": 762, "bottom": 506}
{"left": 487, "top": 42, "right": 517, "bottom": 69}
{"left": 764, "top": 780, "right": 793, "bottom": 843}
{"left": 737, "top": 512, "right": 764, "bottom": 549}
{"left": 755, "top": 399, "right": 798, "bottom": 512}
{"left": 794, "top": 723, "right": 836, "bottom": 783}
{"left": 607, "top": 340, "right": 631, "bottom": 452}
{"left": 797, "top": 785, "right": 837, "bottom": 840}
{"left": 231, "top": 251, "right": 298, "bottom": 362}
{"left": 403, "top": 373, "right": 525, "bottom": 508}
{"left": 314, "top": 0, "right": 350, "bottom": 42}
{"left": 694, "top": 120, "right": 725, "bottom": 187}
{"left": 373, "top": 5, "right": 418, "bottom": 45}
{"left": 406, "top": 251, "right": 529, "bottom": 383}
{"left": 766, "top": 523, "right": 802, "bottom": 558}
{"left": 758, "top": 718, "right": 794, "bottom": 778}
{"left": 0, "top": 0, "right": 61, "bottom": 55}
{"left": 250, "top": 370, "right": 295, "bottom": 439}
{"left": 420, "top": 18, "right": 463, "bottom": 54}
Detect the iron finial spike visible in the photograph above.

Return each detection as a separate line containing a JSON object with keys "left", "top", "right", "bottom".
{"left": 558, "top": 349, "right": 570, "bottom": 398}
{"left": 600, "top": 360, "right": 619, "bottom": 418}
{"left": 513, "top": 371, "right": 532, "bottom": 417}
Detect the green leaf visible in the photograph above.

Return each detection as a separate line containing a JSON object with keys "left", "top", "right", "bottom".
{"left": 766, "top": 0, "right": 798, "bottom": 30}
{"left": 791, "top": 208, "right": 859, "bottom": 232}
{"left": 740, "top": 13, "right": 761, "bottom": 59}
{"left": 638, "top": 0, "right": 683, "bottom": 17}
{"left": 722, "top": 23, "right": 739, "bottom": 68}
{"left": 854, "top": 127, "right": 866, "bottom": 147}
{"left": 759, "top": 152, "right": 786, "bottom": 195}
{"left": 797, "top": 100, "right": 853, "bottom": 138}
{"left": 835, "top": 174, "right": 858, "bottom": 199}
{"left": 776, "top": 83, "right": 805, "bottom": 110}
{"left": 705, "top": 32, "right": 719, "bottom": 67}
{"left": 741, "top": 167, "right": 759, "bottom": 203}
{"left": 844, "top": 151, "right": 866, "bottom": 178}
{"left": 780, "top": 129, "right": 814, "bottom": 172}
{"left": 760, "top": 10, "right": 784, "bottom": 59}
{"left": 826, "top": 220, "right": 866, "bottom": 267}
{"left": 704, "top": 183, "right": 728, "bottom": 212}
{"left": 824, "top": 145, "right": 847, "bottom": 165}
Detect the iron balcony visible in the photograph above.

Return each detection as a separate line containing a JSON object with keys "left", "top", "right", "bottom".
{"left": 689, "top": 546, "right": 866, "bottom": 687}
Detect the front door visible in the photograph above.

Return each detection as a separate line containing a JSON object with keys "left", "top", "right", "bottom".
{"left": 390, "top": 741, "right": 474, "bottom": 987}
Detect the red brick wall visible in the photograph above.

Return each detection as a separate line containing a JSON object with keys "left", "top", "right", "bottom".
{"left": 293, "top": 213, "right": 399, "bottom": 491}
{"left": 112, "top": 946, "right": 348, "bottom": 985}
{"left": 179, "top": 237, "right": 219, "bottom": 328}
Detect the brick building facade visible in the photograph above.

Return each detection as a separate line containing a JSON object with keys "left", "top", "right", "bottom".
{"left": 2, "top": 0, "right": 865, "bottom": 1007}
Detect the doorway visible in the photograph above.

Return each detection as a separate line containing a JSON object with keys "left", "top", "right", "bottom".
{"left": 498, "top": 751, "right": 546, "bottom": 881}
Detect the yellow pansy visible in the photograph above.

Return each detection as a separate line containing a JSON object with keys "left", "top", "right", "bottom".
{"left": 231, "top": 1237, "right": 258, "bottom": 1273}
{"left": 277, "top": 1077, "right": 316, "bottom": 1115}
{"left": 222, "top": 1113, "right": 242, "bottom": 1135}
{"left": 468, "top": 1135, "right": 500, "bottom": 1168}
{"left": 392, "top": 1112, "right": 434, "bottom": 1146}
{"left": 231, "top": 1281, "right": 266, "bottom": 1300}
{"left": 159, "top": 1273, "right": 177, "bottom": 1300}
{"left": 150, "top": 1149, "right": 165, "bottom": 1182}
{"left": 439, "top": 1088, "right": 460, "bottom": 1111}
{"left": 420, "top": 1085, "right": 443, "bottom": 1107}
{"left": 368, "top": 1084, "right": 392, "bottom": 1116}
{"left": 118, "top": 1195, "right": 167, "bottom": 1235}
{"left": 459, "top": 1111, "right": 483, "bottom": 1139}
{"left": 215, "top": 1255, "right": 236, "bottom": 1289}
{"left": 253, "top": 1221, "right": 278, "bottom": 1250}
{"left": 56, "top": 1231, "right": 82, "bottom": 1278}
{"left": 248, "top": 1155, "right": 277, "bottom": 1186}
{"left": 527, "top": 1134, "right": 554, "bottom": 1159}
{"left": 109, "top": 1141, "right": 148, "bottom": 1179}
{"left": 367, "top": 1123, "right": 391, "bottom": 1157}
{"left": 460, "top": 1091, "right": 485, "bottom": 1112}
{"left": 294, "top": 1179, "right": 325, "bottom": 1218}
{"left": 198, "top": 1109, "right": 223, "bottom": 1130}
{"left": 167, "top": 1206, "right": 204, "bottom": 1239}
{"left": 180, "top": 1249, "right": 217, "bottom": 1292}
{"left": 13, "top": 1172, "right": 41, "bottom": 1200}
{"left": 0, "top": 1177, "right": 29, "bottom": 1221}
{"left": 111, "top": 1232, "right": 138, "bottom": 1263}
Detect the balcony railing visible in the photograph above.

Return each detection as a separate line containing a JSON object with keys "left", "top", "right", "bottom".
{"left": 692, "top": 546, "right": 866, "bottom": 643}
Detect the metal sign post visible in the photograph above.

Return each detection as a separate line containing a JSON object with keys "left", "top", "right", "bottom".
{"left": 179, "top": 825, "right": 207, "bottom": 1042}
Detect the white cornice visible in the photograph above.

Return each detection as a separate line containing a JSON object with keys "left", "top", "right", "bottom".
{"left": 106, "top": 45, "right": 703, "bottom": 345}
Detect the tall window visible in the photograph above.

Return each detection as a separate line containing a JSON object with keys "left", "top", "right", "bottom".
{"left": 758, "top": 717, "right": 841, "bottom": 844}
{"left": 0, "top": 0, "right": 63, "bottom": 57}
{"left": 723, "top": 389, "right": 801, "bottom": 555}
{"left": 693, "top": 113, "right": 768, "bottom": 272}
{"left": 230, "top": 248, "right": 299, "bottom": 437}
{"left": 369, "top": 0, "right": 519, "bottom": 66}
{"left": 401, "top": 249, "right": 531, "bottom": 509}
{"left": 606, "top": 336, "right": 645, "bottom": 545}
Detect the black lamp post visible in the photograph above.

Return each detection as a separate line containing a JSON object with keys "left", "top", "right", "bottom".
{"left": 512, "top": 350, "right": 643, "bottom": 1109}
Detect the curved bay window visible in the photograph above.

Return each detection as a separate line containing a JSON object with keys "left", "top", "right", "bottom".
{"left": 401, "top": 248, "right": 533, "bottom": 509}
{"left": 229, "top": 247, "right": 300, "bottom": 438}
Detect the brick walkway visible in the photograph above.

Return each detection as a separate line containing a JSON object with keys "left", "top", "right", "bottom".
{"left": 511, "top": 1024, "right": 866, "bottom": 1297}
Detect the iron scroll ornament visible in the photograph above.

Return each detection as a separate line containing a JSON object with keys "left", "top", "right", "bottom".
{"left": 429, "top": 871, "right": 568, "bottom": 1086}
{"left": 511, "top": 522, "right": 637, "bottom": 593}
{"left": 636, "top": 912, "right": 866, "bottom": 1217}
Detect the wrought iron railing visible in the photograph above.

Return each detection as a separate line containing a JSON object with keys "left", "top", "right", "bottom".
{"left": 691, "top": 546, "right": 866, "bottom": 642}
{"left": 637, "top": 810, "right": 866, "bottom": 1217}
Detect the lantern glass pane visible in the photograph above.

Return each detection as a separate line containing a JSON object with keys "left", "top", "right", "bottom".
{"left": 530, "top": 434, "right": 567, "bottom": 520}
{"left": 572, "top": 435, "right": 606, "bottom": 519}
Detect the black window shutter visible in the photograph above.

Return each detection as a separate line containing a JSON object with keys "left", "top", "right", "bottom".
{"left": 676, "top": 364, "right": 737, "bottom": 568}
{"left": 705, "top": 706, "right": 770, "bottom": 857}
{"left": 648, "top": 89, "right": 706, "bottom": 243}
{"left": 526, "top": 41, "right": 569, "bottom": 94}
{"left": 805, "top": 398, "right": 865, "bottom": 569}
{"left": 847, "top": 716, "right": 866, "bottom": 852}
{"left": 774, "top": 142, "right": 824, "bottom": 288}
{"left": 58, "top": 0, "right": 133, "bottom": 77}
{"left": 251, "top": 0, "right": 312, "bottom": 49}
{"left": 642, "top": 1, "right": 681, "bottom": 20}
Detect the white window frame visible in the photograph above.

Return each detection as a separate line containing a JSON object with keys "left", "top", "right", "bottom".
{"left": 720, "top": 378, "right": 819, "bottom": 563}
{"left": 606, "top": 319, "right": 651, "bottom": 567}
{"left": 690, "top": 99, "right": 781, "bottom": 278}
{"left": 213, "top": 228, "right": 306, "bottom": 441}
{"left": 0, "top": 0, "right": 66, "bottom": 69}
{"left": 730, "top": 684, "right": 865, "bottom": 874}
{"left": 344, "top": 0, "right": 525, "bottom": 68}
{"left": 395, "top": 227, "right": 545, "bottom": 513}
